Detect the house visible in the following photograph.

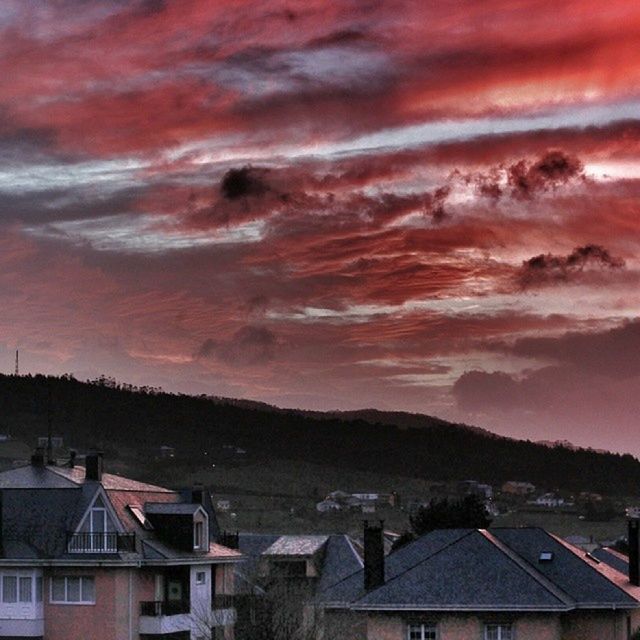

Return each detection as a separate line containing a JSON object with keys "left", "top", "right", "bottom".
{"left": 233, "top": 532, "right": 363, "bottom": 639}
{"left": 0, "top": 449, "right": 243, "bottom": 639}
{"left": 316, "top": 499, "right": 341, "bottom": 513}
{"left": 319, "top": 521, "right": 640, "bottom": 639}
{"left": 530, "top": 492, "right": 567, "bottom": 508}
{"left": 501, "top": 481, "right": 536, "bottom": 495}
{"left": 37, "top": 436, "right": 64, "bottom": 450}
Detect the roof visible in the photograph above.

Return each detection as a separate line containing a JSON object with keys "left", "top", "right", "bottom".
{"left": 0, "top": 466, "right": 79, "bottom": 489}
{"left": 592, "top": 547, "right": 629, "bottom": 574}
{"left": 237, "top": 533, "right": 363, "bottom": 596}
{"left": 263, "top": 535, "right": 329, "bottom": 556}
{"left": 0, "top": 463, "right": 236, "bottom": 565}
{"left": 145, "top": 502, "right": 202, "bottom": 515}
{"left": 321, "top": 528, "right": 640, "bottom": 612}
{"left": 50, "top": 466, "right": 172, "bottom": 492}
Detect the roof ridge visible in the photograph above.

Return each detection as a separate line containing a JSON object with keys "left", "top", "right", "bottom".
{"left": 479, "top": 529, "right": 574, "bottom": 607}
{"left": 548, "top": 532, "right": 640, "bottom": 603}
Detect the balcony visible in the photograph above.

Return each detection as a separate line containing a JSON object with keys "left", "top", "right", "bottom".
{"left": 139, "top": 600, "right": 191, "bottom": 635}
{"left": 140, "top": 600, "right": 190, "bottom": 617}
{"left": 212, "top": 594, "right": 237, "bottom": 627}
{"left": 67, "top": 532, "right": 136, "bottom": 553}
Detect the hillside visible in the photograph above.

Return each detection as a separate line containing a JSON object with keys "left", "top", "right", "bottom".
{"left": 0, "top": 373, "right": 638, "bottom": 496}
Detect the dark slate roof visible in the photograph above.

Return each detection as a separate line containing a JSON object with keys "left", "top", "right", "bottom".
{"left": 145, "top": 502, "right": 202, "bottom": 515}
{"left": 592, "top": 548, "right": 629, "bottom": 574}
{"left": 321, "top": 528, "right": 639, "bottom": 612}
{"left": 491, "top": 528, "right": 637, "bottom": 607}
{"left": 0, "top": 466, "right": 79, "bottom": 489}
{"left": 316, "top": 535, "right": 363, "bottom": 594}
{"left": 1, "top": 488, "right": 81, "bottom": 558}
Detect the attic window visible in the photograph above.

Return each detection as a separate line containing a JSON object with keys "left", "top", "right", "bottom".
{"left": 128, "top": 505, "right": 153, "bottom": 530}
{"left": 538, "top": 552, "right": 554, "bottom": 563}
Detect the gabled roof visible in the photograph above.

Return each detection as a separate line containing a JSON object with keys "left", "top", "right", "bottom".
{"left": 320, "top": 528, "right": 640, "bottom": 612}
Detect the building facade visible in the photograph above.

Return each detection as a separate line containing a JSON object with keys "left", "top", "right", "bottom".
{"left": 0, "top": 451, "right": 242, "bottom": 639}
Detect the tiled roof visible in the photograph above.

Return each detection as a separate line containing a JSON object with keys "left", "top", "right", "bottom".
{"left": 50, "top": 466, "right": 172, "bottom": 492}
{"left": 321, "top": 528, "right": 640, "bottom": 612}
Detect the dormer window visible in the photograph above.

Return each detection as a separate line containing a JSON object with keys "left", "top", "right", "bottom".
{"left": 194, "top": 521, "right": 204, "bottom": 550}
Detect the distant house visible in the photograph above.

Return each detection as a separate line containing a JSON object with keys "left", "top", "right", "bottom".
{"left": 157, "top": 444, "right": 175, "bottom": 459}
{"left": 531, "top": 492, "right": 567, "bottom": 508}
{"left": 322, "top": 490, "right": 399, "bottom": 512}
{"left": 501, "top": 480, "right": 536, "bottom": 495}
{"left": 37, "top": 435, "right": 64, "bottom": 449}
{"left": 318, "top": 522, "right": 640, "bottom": 639}
{"left": 316, "top": 499, "right": 341, "bottom": 513}
{"left": 217, "top": 499, "right": 231, "bottom": 512}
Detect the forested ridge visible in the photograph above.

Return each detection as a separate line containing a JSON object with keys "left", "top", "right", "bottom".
{"left": 0, "top": 373, "right": 637, "bottom": 495}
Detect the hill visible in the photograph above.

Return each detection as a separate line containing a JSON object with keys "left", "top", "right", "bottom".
{"left": 0, "top": 373, "right": 638, "bottom": 496}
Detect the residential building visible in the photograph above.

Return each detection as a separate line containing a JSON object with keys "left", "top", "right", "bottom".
{"left": 501, "top": 481, "right": 536, "bottom": 496}
{"left": 319, "top": 521, "right": 640, "bottom": 639}
{"left": 233, "top": 533, "right": 363, "bottom": 639}
{"left": 0, "top": 450, "right": 242, "bottom": 639}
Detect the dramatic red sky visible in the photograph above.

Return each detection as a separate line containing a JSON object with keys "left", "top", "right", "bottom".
{"left": 2, "top": 1, "right": 640, "bottom": 453}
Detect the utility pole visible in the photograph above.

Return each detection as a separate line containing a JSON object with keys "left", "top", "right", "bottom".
{"left": 14, "top": 350, "right": 18, "bottom": 376}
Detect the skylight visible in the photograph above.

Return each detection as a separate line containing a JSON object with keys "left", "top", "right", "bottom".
{"left": 128, "top": 505, "right": 153, "bottom": 530}
{"left": 538, "top": 551, "right": 554, "bottom": 562}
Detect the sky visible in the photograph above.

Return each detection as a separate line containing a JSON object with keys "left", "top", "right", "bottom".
{"left": 1, "top": 0, "right": 640, "bottom": 454}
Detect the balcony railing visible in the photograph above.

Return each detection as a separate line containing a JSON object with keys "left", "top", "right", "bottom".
{"left": 212, "top": 594, "right": 235, "bottom": 609}
{"left": 67, "top": 532, "right": 136, "bottom": 553}
{"left": 140, "top": 599, "right": 190, "bottom": 617}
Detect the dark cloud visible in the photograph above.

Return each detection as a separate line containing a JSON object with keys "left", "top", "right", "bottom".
{"left": 508, "top": 150, "right": 584, "bottom": 198}
{"left": 518, "top": 244, "right": 625, "bottom": 288}
{"left": 220, "top": 166, "right": 272, "bottom": 200}
{"left": 196, "top": 325, "right": 277, "bottom": 366}
{"left": 508, "top": 319, "right": 640, "bottom": 379}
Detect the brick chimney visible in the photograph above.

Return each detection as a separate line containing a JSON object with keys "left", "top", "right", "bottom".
{"left": 629, "top": 519, "right": 640, "bottom": 586}
{"left": 85, "top": 451, "right": 104, "bottom": 482}
{"left": 364, "top": 520, "right": 385, "bottom": 590}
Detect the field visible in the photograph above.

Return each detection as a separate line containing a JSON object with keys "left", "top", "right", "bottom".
{"left": 121, "top": 456, "right": 631, "bottom": 544}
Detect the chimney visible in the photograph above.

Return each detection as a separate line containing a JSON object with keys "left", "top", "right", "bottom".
{"left": 629, "top": 519, "right": 640, "bottom": 586}
{"left": 364, "top": 520, "right": 385, "bottom": 590}
{"left": 31, "top": 447, "right": 45, "bottom": 468}
{"left": 68, "top": 450, "right": 76, "bottom": 469}
{"left": 191, "top": 482, "right": 205, "bottom": 505}
{"left": 85, "top": 451, "right": 103, "bottom": 482}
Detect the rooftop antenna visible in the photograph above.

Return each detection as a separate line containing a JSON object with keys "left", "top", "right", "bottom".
{"left": 14, "top": 350, "right": 18, "bottom": 376}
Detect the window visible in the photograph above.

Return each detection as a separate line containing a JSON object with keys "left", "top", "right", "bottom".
{"left": 50, "top": 576, "right": 95, "bottom": 604}
{"left": 484, "top": 623, "right": 513, "bottom": 640}
{"left": 196, "top": 571, "right": 206, "bottom": 585}
{"left": 194, "top": 521, "right": 204, "bottom": 549}
{"left": 2, "top": 576, "right": 17, "bottom": 603}
{"left": 407, "top": 623, "right": 437, "bottom": 640}
{"left": 19, "top": 577, "right": 32, "bottom": 603}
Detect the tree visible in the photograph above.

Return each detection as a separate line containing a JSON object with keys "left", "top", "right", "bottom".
{"left": 409, "top": 495, "right": 492, "bottom": 536}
